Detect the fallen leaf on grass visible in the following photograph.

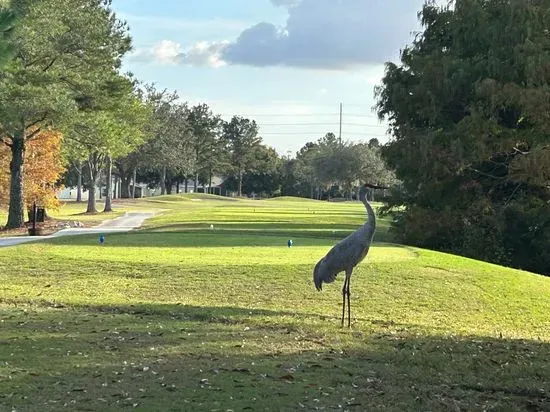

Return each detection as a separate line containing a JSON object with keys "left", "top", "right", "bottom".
{"left": 279, "top": 374, "right": 294, "bottom": 381}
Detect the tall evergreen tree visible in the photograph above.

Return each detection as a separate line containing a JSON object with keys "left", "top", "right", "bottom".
{"left": 0, "top": 0, "right": 131, "bottom": 227}
{"left": 375, "top": 0, "right": 550, "bottom": 273}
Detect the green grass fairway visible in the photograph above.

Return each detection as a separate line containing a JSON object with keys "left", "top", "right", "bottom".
{"left": 1, "top": 194, "right": 549, "bottom": 411}
{"left": 48, "top": 200, "right": 163, "bottom": 225}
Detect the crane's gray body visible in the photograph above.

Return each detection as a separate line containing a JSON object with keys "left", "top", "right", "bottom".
{"left": 313, "top": 185, "right": 376, "bottom": 291}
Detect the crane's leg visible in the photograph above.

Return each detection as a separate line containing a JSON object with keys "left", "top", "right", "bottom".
{"left": 341, "top": 275, "right": 348, "bottom": 328}
{"left": 346, "top": 269, "right": 352, "bottom": 328}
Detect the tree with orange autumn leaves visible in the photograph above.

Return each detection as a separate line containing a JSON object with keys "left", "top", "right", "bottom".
{"left": 0, "top": 129, "right": 65, "bottom": 219}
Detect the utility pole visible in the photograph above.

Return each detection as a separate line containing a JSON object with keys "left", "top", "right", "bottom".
{"left": 339, "top": 102, "right": 343, "bottom": 141}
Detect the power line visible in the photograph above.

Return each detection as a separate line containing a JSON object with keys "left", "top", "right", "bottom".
{"left": 342, "top": 113, "right": 379, "bottom": 118}
{"left": 259, "top": 122, "right": 386, "bottom": 128}
{"left": 260, "top": 131, "right": 386, "bottom": 136}
{"left": 219, "top": 112, "right": 378, "bottom": 118}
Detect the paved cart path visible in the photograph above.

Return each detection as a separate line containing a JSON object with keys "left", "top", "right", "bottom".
{"left": 0, "top": 212, "right": 155, "bottom": 248}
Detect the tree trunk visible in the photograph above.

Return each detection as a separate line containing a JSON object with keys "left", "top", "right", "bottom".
{"left": 194, "top": 173, "right": 198, "bottom": 193}
{"left": 209, "top": 169, "right": 213, "bottom": 194}
{"left": 87, "top": 184, "right": 97, "bottom": 213}
{"left": 238, "top": 170, "right": 243, "bottom": 197}
{"left": 113, "top": 175, "right": 117, "bottom": 199}
{"left": 121, "top": 175, "right": 131, "bottom": 198}
{"left": 86, "top": 154, "right": 102, "bottom": 214}
{"left": 76, "top": 162, "right": 83, "bottom": 203}
{"left": 6, "top": 133, "right": 26, "bottom": 229}
{"left": 184, "top": 178, "right": 188, "bottom": 193}
{"left": 176, "top": 180, "right": 180, "bottom": 194}
{"left": 131, "top": 168, "right": 137, "bottom": 198}
{"left": 115, "top": 161, "right": 133, "bottom": 199}
{"left": 160, "top": 166, "right": 167, "bottom": 195}
{"left": 104, "top": 155, "right": 113, "bottom": 212}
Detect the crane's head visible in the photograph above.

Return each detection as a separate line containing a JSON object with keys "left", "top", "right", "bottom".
{"left": 363, "top": 183, "right": 389, "bottom": 190}
{"left": 360, "top": 183, "right": 389, "bottom": 201}
{"left": 313, "top": 257, "right": 328, "bottom": 291}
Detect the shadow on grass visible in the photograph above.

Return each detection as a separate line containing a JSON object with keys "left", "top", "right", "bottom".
{"left": 1, "top": 302, "right": 549, "bottom": 411}
{"left": 0, "top": 299, "right": 415, "bottom": 329}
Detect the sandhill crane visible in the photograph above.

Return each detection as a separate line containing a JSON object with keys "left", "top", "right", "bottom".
{"left": 313, "top": 183, "right": 387, "bottom": 327}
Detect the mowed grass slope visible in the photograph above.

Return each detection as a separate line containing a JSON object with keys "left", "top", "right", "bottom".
{"left": 1, "top": 194, "right": 549, "bottom": 411}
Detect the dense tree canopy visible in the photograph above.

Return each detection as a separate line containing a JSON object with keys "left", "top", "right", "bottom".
{"left": 0, "top": 129, "right": 65, "bottom": 210}
{"left": 0, "top": 0, "right": 131, "bottom": 227}
{"left": 375, "top": 0, "right": 550, "bottom": 274}
{"left": 285, "top": 135, "right": 397, "bottom": 200}
{"left": 0, "top": 6, "right": 14, "bottom": 66}
{"left": 66, "top": 73, "right": 150, "bottom": 212}
{"left": 136, "top": 86, "right": 193, "bottom": 195}
{"left": 222, "top": 116, "right": 262, "bottom": 197}
{"left": 187, "top": 104, "right": 223, "bottom": 192}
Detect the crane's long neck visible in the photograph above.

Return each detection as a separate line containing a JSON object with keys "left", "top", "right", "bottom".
{"left": 360, "top": 189, "right": 376, "bottom": 236}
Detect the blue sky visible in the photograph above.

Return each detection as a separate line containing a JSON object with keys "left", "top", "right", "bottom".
{"left": 113, "top": 0, "right": 429, "bottom": 155}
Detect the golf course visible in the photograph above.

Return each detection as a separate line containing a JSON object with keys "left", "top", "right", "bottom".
{"left": 1, "top": 194, "right": 549, "bottom": 411}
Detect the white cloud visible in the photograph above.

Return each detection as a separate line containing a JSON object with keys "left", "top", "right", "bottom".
{"left": 128, "top": 0, "right": 437, "bottom": 70}
{"left": 221, "top": 0, "right": 423, "bottom": 69}
{"left": 152, "top": 40, "right": 183, "bottom": 65}
{"left": 182, "top": 41, "right": 229, "bottom": 68}
{"left": 129, "top": 40, "right": 229, "bottom": 68}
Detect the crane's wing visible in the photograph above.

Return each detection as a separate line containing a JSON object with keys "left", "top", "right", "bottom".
{"left": 314, "top": 225, "right": 375, "bottom": 291}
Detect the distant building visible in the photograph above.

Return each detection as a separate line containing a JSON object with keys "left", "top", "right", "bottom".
{"left": 57, "top": 187, "right": 99, "bottom": 201}
{"left": 58, "top": 176, "right": 227, "bottom": 200}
